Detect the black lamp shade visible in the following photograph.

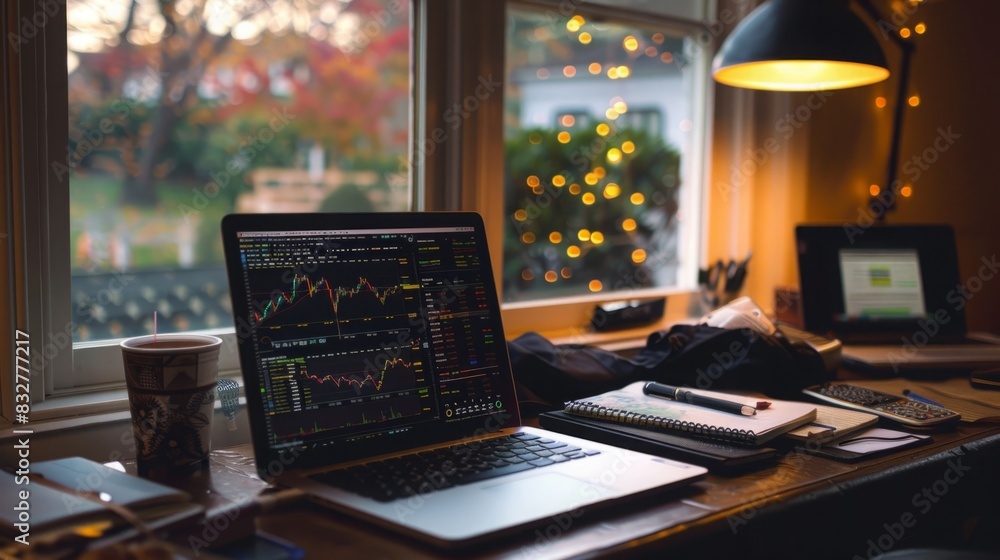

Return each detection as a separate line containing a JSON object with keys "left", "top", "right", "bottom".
{"left": 713, "top": 0, "right": 890, "bottom": 91}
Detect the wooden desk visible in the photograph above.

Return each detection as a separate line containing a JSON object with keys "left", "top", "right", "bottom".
{"left": 142, "top": 421, "right": 1000, "bottom": 559}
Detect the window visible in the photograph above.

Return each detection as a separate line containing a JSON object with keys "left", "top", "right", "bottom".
{"left": 501, "top": 3, "right": 711, "bottom": 325}
{"left": 62, "top": 0, "right": 412, "bottom": 387}
{"left": 7, "top": 0, "right": 714, "bottom": 414}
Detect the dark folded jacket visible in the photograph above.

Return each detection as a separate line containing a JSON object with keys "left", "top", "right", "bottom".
{"left": 508, "top": 324, "right": 831, "bottom": 414}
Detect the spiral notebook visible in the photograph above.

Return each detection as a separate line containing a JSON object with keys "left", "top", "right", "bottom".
{"left": 564, "top": 382, "right": 817, "bottom": 446}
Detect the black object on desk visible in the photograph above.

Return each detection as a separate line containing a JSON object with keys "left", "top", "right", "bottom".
{"left": 643, "top": 381, "right": 758, "bottom": 416}
{"left": 590, "top": 297, "right": 665, "bottom": 331}
{"left": 970, "top": 368, "right": 1000, "bottom": 390}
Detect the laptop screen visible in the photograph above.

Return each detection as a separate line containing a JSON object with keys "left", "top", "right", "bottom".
{"left": 222, "top": 213, "right": 521, "bottom": 471}
{"left": 796, "top": 224, "right": 967, "bottom": 340}
{"left": 838, "top": 249, "right": 927, "bottom": 320}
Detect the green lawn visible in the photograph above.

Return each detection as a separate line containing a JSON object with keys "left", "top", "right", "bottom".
{"left": 70, "top": 174, "right": 236, "bottom": 271}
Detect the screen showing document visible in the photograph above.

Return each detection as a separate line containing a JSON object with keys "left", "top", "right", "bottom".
{"left": 838, "top": 249, "right": 926, "bottom": 320}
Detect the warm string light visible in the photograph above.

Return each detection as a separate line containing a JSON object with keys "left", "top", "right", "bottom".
{"left": 517, "top": 23, "right": 659, "bottom": 289}
{"left": 532, "top": 133, "right": 639, "bottom": 276}
{"left": 871, "top": 0, "right": 927, "bottom": 205}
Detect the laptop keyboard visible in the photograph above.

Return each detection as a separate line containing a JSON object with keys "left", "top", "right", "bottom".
{"left": 310, "top": 432, "right": 601, "bottom": 502}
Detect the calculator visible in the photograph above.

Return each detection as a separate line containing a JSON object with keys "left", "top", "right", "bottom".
{"left": 802, "top": 383, "right": 961, "bottom": 427}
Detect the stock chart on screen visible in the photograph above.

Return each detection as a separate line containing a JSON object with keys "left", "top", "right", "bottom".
{"left": 235, "top": 227, "right": 507, "bottom": 448}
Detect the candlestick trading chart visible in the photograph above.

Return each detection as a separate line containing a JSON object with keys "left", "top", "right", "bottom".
{"left": 234, "top": 227, "right": 511, "bottom": 449}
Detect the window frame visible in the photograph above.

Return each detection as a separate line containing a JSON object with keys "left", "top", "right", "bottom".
{"left": 10, "top": 0, "right": 74, "bottom": 408}
{"left": 9, "top": 0, "right": 717, "bottom": 419}
{"left": 497, "top": 0, "right": 716, "bottom": 337}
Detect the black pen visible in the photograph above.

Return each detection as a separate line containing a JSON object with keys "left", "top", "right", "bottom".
{"left": 642, "top": 381, "right": 756, "bottom": 416}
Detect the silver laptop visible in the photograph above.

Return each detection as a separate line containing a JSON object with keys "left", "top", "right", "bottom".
{"left": 796, "top": 224, "right": 1000, "bottom": 373}
{"left": 221, "top": 212, "right": 706, "bottom": 548}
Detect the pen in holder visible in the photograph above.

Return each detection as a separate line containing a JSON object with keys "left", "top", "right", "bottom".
{"left": 217, "top": 379, "right": 241, "bottom": 431}
{"left": 698, "top": 252, "right": 752, "bottom": 311}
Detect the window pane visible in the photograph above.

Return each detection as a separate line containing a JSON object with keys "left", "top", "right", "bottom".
{"left": 67, "top": 0, "right": 411, "bottom": 342}
{"left": 503, "top": 7, "right": 703, "bottom": 302}
{"left": 584, "top": 0, "right": 709, "bottom": 21}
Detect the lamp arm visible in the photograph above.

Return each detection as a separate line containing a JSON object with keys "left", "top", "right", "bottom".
{"left": 883, "top": 40, "right": 913, "bottom": 214}
{"left": 855, "top": 0, "right": 916, "bottom": 217}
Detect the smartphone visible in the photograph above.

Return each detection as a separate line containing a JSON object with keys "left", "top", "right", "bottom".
{"left": 970, "top": 368, "right": 1000, "bottom": 390}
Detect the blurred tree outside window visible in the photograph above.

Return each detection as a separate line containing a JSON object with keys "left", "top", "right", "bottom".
{"left": 66, "top": 0, "right": 411, "bottom": 342}
{"left": 503, "top": 7, "right": 704, "bottom": 303}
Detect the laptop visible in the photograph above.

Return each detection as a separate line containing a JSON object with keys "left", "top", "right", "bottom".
{"left": 220, "top": 212, "right": 706, "bottom": 548}
{"left": 795, "top": 224, "right": 1000, "bottom": 373}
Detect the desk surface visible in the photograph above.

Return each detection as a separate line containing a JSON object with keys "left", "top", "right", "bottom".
{"left": 137, "top": 420, "right": 1000, "bottom": 559}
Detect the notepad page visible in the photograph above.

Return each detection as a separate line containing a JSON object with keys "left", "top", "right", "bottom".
{"left": 786, "top": 404, "right": 878, "bottom": 441}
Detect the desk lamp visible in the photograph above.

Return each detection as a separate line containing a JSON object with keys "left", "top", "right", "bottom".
{"left": 713, "top": 0, "right": 915, "bottom": 215}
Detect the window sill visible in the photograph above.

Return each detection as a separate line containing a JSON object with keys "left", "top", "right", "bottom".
{"left": 6, "top": 291, "right": 705, "bottom": 463}
{"left": 31, "top": 386, "right": 134, "bottom": 423}
{"left": 32, "top": 372, "right": 245, "bottom": 422}
{"left": 0, "top": 387, "right": 251, "bottom": 465}
{"left": 504, "top": 289, "right": 702, "bottom": 352}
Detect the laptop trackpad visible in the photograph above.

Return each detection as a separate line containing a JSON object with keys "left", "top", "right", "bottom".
{"left": 480, "top": 472, "right": 609, "bottom": 509}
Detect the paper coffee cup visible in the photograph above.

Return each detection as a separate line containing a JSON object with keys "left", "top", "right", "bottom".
{"left": 121, "top": 334, "right": 222, "bottom": 474}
